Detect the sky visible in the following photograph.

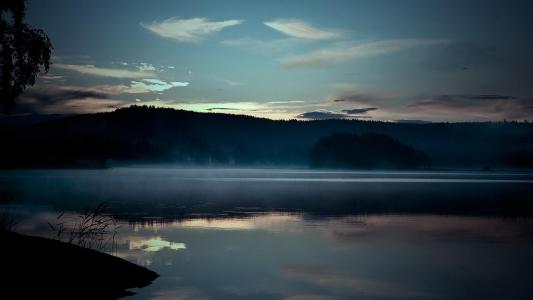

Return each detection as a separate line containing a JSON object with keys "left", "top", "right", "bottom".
{"left": 16, "top": 0, "right": 533, "bottom": 121}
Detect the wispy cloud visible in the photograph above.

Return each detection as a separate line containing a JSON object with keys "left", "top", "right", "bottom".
{"left": 455, "top": 94, "right": 516, "bottom": 100}
{"left": 129, "top": 79, "right": 189, "bottom": 92}
{"left": 137, "top": 63, "right": 156, "bottom": 72}
{"left": 409, "top": 94, "right": 532, "bottom": 121}
{"left": 54, "top": 63, "right": 156, "bottom": 78}
{"left": 264, "top": 19, "right": 340, "bottom": 40}
{"left": 342, "top": 107, "right": 378, "bottom": 114}
{"left": 39, "top": 73, "right": 65, "bottom": 81}
{"left": 328, "top": 90, "right": 393, "bottom": 107}
{"left": 71, "top": 80, "right": 188, "bottom": 95}
{"left": 16, "top": 85, "right": 123, "bottom": 114}
{"left": 282, "top": 39, "right": 446, "bottom": 68}
{"left": 296, "top": 111, "right": 349, "bottom": 120}
{"left": 411, "top": 94, "right": 519, "bottom": 109}
{"left": 14, "top": 79, "right": 190, "bottom": 114}
{"left": 141, "top": 17, "right": 243, "bottom": 42}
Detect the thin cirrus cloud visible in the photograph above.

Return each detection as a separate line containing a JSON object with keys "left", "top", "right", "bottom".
{"left": 282, "top": 39, "right": 447, "bottom": 68}
{"left": 264, "top": 19, "right": 340, "bottom": 40}
{"left": 52, "top": 64, "right": 188, "bottom": 93}
{"left": 129, "top": 79, "right": 189, "bottom": 92}
{"left": 54, "top": 63, "right": 156, "bottom": 78}
{"left": 94, "top": 81, "right": 189, "bottom": 94}
{"left": 141, "top": 17, "right": 243, "bottom": 42}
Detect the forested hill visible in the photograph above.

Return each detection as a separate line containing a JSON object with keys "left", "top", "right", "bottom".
{"left": 1, "top": 105, "right": 532, "bottom": 169}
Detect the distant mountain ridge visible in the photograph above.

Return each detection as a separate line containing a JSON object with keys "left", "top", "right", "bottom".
{"left": 1, "top": 105, "right": 532, "bottom": 169}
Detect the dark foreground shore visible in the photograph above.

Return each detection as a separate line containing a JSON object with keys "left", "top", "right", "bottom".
{"left": 0, "top": 231, "right": 158, "bottom": 299}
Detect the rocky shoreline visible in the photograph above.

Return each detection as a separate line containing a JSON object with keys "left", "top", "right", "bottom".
{"left": 0, "top": 231, "right": 158, "bottom": 299}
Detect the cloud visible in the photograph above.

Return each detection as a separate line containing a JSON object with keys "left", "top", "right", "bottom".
{"left": 11, "top": 79, "right": 190, "bottom": 114}
{"left": 129, "top": 79, "right": 189, "bottom": 92}
{"left": 137, "top": 63, "right": 156, "bottom": 72}
{"left": 412, "top": 94, "right": 519, "bottom": 109}
{"left": 74, "top": 80, "right": 189, "bottom": 95}
{"left": 141, "top": 17, "right": 243, "bottom": 42}
{"left": 296, "top": 102, "right": 378, "bottom": 120}
{"left": 24, "top": 86, "right": 108, "bottom": 103}
{"left": 15, "top": 85, "right": 123, "bottom": 114}
{"left": 327, "top": 91, "right": 533, "bottom": 122}
{"left": 82, "top": 84, "right": 131, "bottom": 95}
{"left": 460, "top": 94, "right": 517, "bottom": 100}
{"left": 410, "top": 94, "right": 533, "bottom": 120}
{"left": 332, "top": 90, "right": 384, "bottom": 104}
{"left": 342, "top": 107, "right": 378, "bottom": 114}
{"left": 282, "top": 39, "right": 446, "bottom": 68}
{"left": 39, "top": 73, "right": 64, "bottom": 81}
{"left": 296, "top": 111, "right": 349, "bottom": 120}
{"left": 54, "top": 63, "right": 156, "bottom": 78}
{"left": 264, "top": 19, "right": 340, "bottom": 40}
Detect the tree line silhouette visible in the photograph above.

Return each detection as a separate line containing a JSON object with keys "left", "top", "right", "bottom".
{"left": 310, "top": 132, "right": 431, "bottom": 169}
{"left": 1, "top": 105, "right": 532, "bottom": 169}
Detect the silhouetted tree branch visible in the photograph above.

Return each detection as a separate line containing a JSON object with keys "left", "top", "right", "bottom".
{"left": 1, "top": 0, "right": 52, "bottom": 113}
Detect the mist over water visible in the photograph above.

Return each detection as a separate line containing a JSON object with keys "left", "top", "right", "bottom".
{"left": 2, "top": 167, "right": 533, "bottom": 299}
{"left": 2, "top": 167, "right": 533, "bottom": 217}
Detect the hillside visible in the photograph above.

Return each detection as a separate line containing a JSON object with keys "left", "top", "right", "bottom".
{"left": 1, "top": 105, "right": 532, "bottom": 169}
{"left": 310, "top": 133, "right": 431, "bottom": 169}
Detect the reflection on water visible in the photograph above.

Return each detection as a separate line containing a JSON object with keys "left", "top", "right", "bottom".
{"left": 129, "top": 237, "right": 186, "bottom": 252}
{"left": 124, "top": 213, "right": 533, "bottom": 300}
{"left": 2, "top": 168, "right": 533, "bottom": 299}
{"left": 7, "top": 207, "right": 533, "bottom": 300}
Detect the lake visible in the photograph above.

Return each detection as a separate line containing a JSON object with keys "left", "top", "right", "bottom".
{"left": 2, "top": 168, "right": 533, "bottom": 299}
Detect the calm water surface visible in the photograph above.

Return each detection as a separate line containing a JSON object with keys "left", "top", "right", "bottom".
{"left": 1, "top": 168, "right": 533, "bottom": 299}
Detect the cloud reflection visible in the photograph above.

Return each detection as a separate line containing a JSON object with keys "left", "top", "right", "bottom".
{"left": 129, "top": 237, "right": 186, "bottom": 252}
{"left": 167, "top": 214, "right": 302, "bottom": 231}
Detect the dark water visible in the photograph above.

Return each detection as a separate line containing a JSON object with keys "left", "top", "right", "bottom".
{"left": 2, "top": 168, "right": 533, "bottom": 299}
